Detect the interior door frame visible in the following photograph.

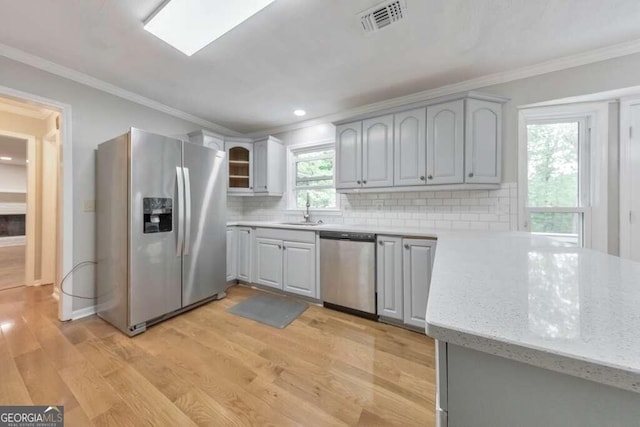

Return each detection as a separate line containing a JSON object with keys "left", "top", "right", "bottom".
{"left": 0, "top": 84, "right": 73, "bottom": 321}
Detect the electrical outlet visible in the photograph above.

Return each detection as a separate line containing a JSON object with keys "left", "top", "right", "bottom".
{"left": 83, "top": 200, "right": 95, "bottom": 212}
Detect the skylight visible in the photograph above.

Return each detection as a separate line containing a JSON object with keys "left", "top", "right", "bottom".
{"left": 144, "top": 0, "right": 276, "bottom": 56}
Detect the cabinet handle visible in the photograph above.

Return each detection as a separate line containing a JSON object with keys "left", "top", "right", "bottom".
{"left": 278, "top": 245, "right": 282, "bottom": 250}
{"left": 378, "top": 241, "right": 384, "bottom": 246}
{"left": 404, "top": 244, "right": 410, "bottom": 250}
{"left": 428, "top": 175, "right": 433, "bottom": 180}
{"left": 264, "top": 185, "right": 267, "bottom": 189}
{"left": 357, "top": 180, "right": 361, "bottom": 184}
{"left": 363, "top": 180, "right": 367, "bottom": 184}
{"left": 419, "top": 176, "right": 425, "bottom": 181}
{"left": 468, "top": 172, "right": 474, "bottom": 178}
{"left": 283, "top": 246, "right": 286, "bottom": 251}
{"left": 250, "top": 186, "right": 253, "bottom": 189}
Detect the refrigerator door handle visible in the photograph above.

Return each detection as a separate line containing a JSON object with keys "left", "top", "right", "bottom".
{"left": 183, "top": 167, "right": 192, "bottom": 256}
{"left": 176, "top": 166, "right": 184, "bottom": 256}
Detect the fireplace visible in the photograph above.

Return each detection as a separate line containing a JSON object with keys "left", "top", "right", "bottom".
{"left": 0, "top": 214, "right": 26, "bottom": 237}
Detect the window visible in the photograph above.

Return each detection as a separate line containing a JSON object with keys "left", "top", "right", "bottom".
{"left": 288, "top": 142, "right": 338, "bottom": 210}
{"left": 525, "top": 119, "right": 589, "bottom": 246}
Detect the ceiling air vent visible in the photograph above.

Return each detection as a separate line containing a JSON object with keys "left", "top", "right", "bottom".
{"left": 359, "top": 0, "right": 407, "bottom": 34}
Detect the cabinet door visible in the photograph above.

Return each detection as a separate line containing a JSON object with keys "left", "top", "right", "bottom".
{"left": 226, "top": 227, "right": 237, "bottom": 281}
{"left": 283, "top": 241, "right": 317, "bottom": 298}
{"left": 403, "top": 239, "right": 436, "bottom": 329}
{"left": 427, "top": 100, "right": 464, "bottom": 185}
{"left": 253, "top": 140, "right": 268, "bottom": 193}
{"left": 465, "top": 99, "right": 502, "bottom": 184}
{"left": 362, "top": 115, "right": 394, "bottom": 188}
{"left": 253, "top": 238, "right": 283, "bottom": 289}
{"left": 227, "top": 143, "right": 253, "bottom": 192}
{"left": 394, "top": 108, "right": 426, "bottom": 186}
{"left": 335, "top": 122, "right": 362, "bottom": 189}
{"left": 237, "top": 227, "right": 252, "bottom": 282}
{"left": 376, "top": 236, "right": 403, "bottom": 320}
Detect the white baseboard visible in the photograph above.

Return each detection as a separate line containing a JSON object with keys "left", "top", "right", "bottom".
{"left": 0, "top": 236, "right": 25, "bottom": 247}
{"left": 52, "top": 286, "right": 60, "bottom": 301}
{"left": 71, "top": 305, "right": 96, "bottom": 320}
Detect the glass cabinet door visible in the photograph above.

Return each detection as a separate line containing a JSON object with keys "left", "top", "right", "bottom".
{"left": 228, "top": 146, "right": 251, "bottom": 190}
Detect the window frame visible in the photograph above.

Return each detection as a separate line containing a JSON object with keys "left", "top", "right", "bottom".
{"left": 518, "top": 103, "right": 609, "bottom": 251}
{"left": 286, "top": 139, "right": 340, "bottom": 212}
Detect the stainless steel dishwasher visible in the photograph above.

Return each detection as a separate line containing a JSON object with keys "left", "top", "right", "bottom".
{"left": 319, "top": 231, "right": 376, "bottom": 319}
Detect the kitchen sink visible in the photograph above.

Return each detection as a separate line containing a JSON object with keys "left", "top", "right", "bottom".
{"left": 280, "top": 222, "right": 323, "bottom": 226}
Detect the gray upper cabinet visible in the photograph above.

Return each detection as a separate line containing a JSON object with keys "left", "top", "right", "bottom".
{"left": 394, "top": 108, "right": 426, "bottom": 186}
{"left": 188, "top": 130, "right": 225, "bottom": 151}
{"left": 253, "top": 136, "right": 285, "bottom": 195}
{"left": 427, "top": 100, "right": 464, "bottom": 185}
{"left": 362, "top": 115, "right": 394, "bottom": 188}
{"left": 335, "top": 122, "right": 363, "bottom": 189}
{"left": 334, "top": 92, "right": 506, "bottom": 192}
{"left": 465, "top": 99, "right": 502, "bottom": 184}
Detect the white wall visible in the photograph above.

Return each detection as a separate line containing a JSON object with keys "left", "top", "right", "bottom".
{"left": 0, "top": 56, "right": 220, "bottom": 310}
{"left": 0, "top": 164, "right": 26, "bottom": 193}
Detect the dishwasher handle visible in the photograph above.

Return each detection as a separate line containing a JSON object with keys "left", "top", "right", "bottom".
{"left": 319, "top": 231, "right": 375, "bottom": 242}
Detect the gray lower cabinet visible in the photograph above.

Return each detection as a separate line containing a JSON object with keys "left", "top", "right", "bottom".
{"left": 376, "top": 235, "right": 436, "bottom": 329}
{"left": 403, "top": 238, "right": 436, "bottom": 328}
{"left": 237, "top": 227, "right": 252, "bottom": 282}
{"left": 254, "top": 237, "right": 283, "bottom": 289}
{"left": 226, "top": 227, "right": 237, "bottom": 281}
{"left": 283, "top": 241, "right": 316, "bottom": 298}
{"left": 252, "top": 230, "right": 318, "bottom": 298}
{"left": 376, "top": 236, "right": 404, "bottom": 320}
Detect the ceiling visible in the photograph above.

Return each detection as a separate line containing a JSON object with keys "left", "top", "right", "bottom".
{"left": 1, "top": 0, "right": 640, "bottom": 134}
{"left": 0, "top": 135, "right": 27, "bottom": 166}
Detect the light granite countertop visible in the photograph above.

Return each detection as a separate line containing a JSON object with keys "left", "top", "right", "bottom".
{"left": 228, "top": 221, "right": 640, "bottom": 392}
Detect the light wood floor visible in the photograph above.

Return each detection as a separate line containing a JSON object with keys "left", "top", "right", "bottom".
{"left": 0, "top": 284, "right": 436, "bottom": 426}
{"left": 0, "top": 245, "right": 25, "bottom": 290}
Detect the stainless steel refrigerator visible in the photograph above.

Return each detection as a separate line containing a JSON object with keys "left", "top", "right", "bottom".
{"left": 96, "top": 128, "right": 227, "bottom": 336}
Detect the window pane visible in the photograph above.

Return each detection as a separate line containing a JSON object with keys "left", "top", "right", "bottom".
{"left": 527, "top": 123, "right": 579, "bottom": 207}
{"left": 296, "top": 150, "right": 333, "bottom": 160}
{"left": 296, "top": 158, "right": 334, "bottom": 181}
{"left": 296, "top": 179, "right": 333, "bottom": 188}
{"left": 296, "top": 189, "right": 337, "bottom": 209}
{"left": 530, "top": 212, "right": 581, "bottom": 246}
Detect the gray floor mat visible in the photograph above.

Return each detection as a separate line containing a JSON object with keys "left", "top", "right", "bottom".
{"left": 227, "top": 293, "right": 309, "bottom": 329}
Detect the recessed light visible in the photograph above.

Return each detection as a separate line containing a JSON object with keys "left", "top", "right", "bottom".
{"left": 0, "top": 156, "right": 12, "bottom": 161}
{"left": 294, "top": 109, "right": 306, "bottom": 117}
{"left": 144, "top": 0, "right": 276, "bottom": 56}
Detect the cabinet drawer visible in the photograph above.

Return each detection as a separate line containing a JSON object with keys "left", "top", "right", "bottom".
{"left": 254, "top": 227, "right": 316, "bottom": 244}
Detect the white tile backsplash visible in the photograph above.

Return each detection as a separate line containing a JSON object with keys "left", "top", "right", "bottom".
{"left": 228, "top": 183, "right": 519, "bottom": 230}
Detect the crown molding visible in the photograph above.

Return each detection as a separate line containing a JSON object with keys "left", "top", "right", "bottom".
{"left": 245, "top": 37, "right": 640, "bottom": 138}
{"left": 0, "top": 42, "right": 240, "bottom": 136}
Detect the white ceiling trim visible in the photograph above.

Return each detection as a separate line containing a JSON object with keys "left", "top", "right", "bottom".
{"left": 245, "top": 37, "right": 640, "bottom": 138}
{"left": 0, "top": 42, "right": 240, "bottom": 136}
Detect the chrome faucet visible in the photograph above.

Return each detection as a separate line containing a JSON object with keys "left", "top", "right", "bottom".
{"left": 303, "top": 193, "right": 311, "bottom": 223}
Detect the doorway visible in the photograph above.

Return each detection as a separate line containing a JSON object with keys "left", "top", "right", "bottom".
{"left": 0, "top": 96, "right": 61, "bottom": 293}
{"left": 0, "top": 135, "right": 27, "bottom": 290}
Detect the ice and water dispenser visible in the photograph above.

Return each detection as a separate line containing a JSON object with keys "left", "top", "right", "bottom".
{"left": 143, "top": 197, "right": 173, "bottom": 233}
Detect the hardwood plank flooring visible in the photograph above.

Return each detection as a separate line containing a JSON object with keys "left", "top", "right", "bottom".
{"left": 0, "top": 245, "right": 25, "bottom": 290}
{"left": 0, "top": 284, "right": 436, "bottom": 426}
